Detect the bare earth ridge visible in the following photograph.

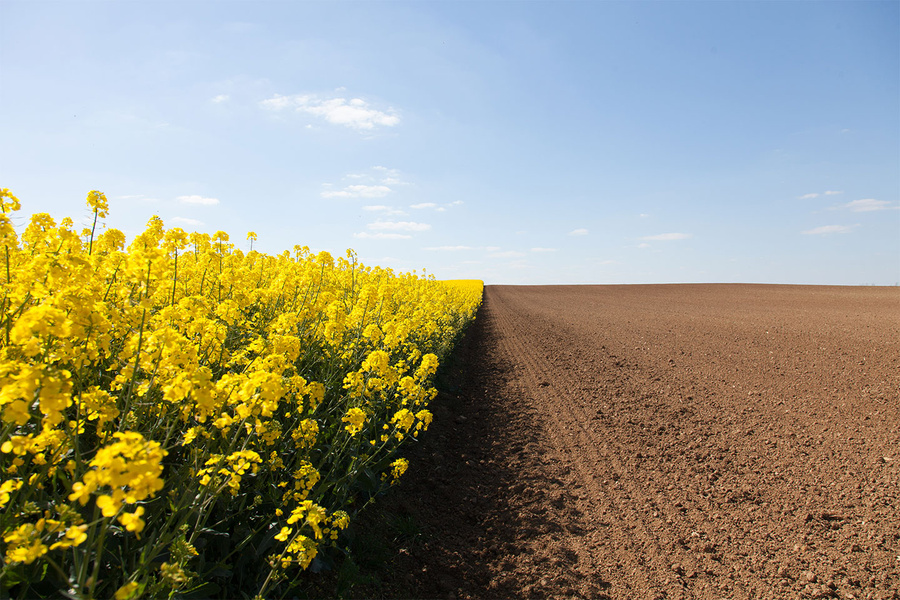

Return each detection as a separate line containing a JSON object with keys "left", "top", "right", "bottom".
{"left": 370, "top": 284, "right": 900, "bottom": 600}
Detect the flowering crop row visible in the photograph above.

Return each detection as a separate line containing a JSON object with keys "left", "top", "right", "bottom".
{"left": 0, "top": 189, "right": 483, "bottom": 599}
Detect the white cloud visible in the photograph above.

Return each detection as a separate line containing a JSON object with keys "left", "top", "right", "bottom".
{"left": 424, "top": 245, "right": 475, "bottom": 251}
{"left": 367, "top": 221, "right": 430, "bottom": 232}
{"left": 568, "top": 228, "right": 589, "bottom": 236}
{"left": 639, "top": 213, "right": 650, "bottom": 218}
{"left": 322, "top": 167, "right": 409, "bottom": 199}
{"left": 260, "top": 95, "right": 291, "bottom": 110}
{"left": 801, "top": 224, "right": 858, "bottom": 235}
{"left": 641, "top": 233, "right": 691, "bottom": 241}
{"left": 353, "top": 232, "right": 411, "bottom": 240}
{"left": 322, "top": 185, "right": 391, "bottom": 199}
{"left": 211, "top": 94, "right": 229, "bottom": 103}
{"left": 260, "top": 93, "right": 400, "bottom": 130}
{"left": 489, "top": 250, "right": 527, "bottom": 258}
{"left": 373, "top": 166, "right": 406, "bottom": 185}
{"left": 637, "top": 243, "right": 651, "bottom": 249}
{"left": 839, "top": 199, "right": 894, "bottom": 212}
{"left": 177, "top": 195, "right": 219, "bottom": 206}
{"left": 530, "top": 247, "right": 558, "bottom": 252}
{"left": 362, "top": 205, "right": 406, "bottom": 216}
{"left": 801, "top": 191, "right": 844, "bottom": 199}
{"left": 170, "top": 217, "right": 203, "bottom": 227}
{"left": 409, "top": 200, "right": 459, "bottom": 212}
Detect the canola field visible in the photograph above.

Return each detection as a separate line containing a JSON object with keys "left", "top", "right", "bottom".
{"left": 0, "top": 189, "right": 483, "bottom": 599}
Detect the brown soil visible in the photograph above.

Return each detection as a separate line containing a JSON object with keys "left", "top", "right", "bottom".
{"left": 365, "top": 284, "right": 900, "bottom": 600}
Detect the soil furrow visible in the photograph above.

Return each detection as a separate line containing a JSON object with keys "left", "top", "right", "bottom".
{"left": 489, "top": 289, "right": 699, "bottom": 593}
{"left": 362, "top": 284, "right": 900, "bottom": 600}
{"left": 488, "top": 287, "right": 748, "bottom": 600}
{"left": 489, "top": 289, "right": 660, "bottom": 596}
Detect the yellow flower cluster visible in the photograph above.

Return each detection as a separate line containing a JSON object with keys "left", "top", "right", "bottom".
{"left": 67, "top": 431, "right": 166, "bottom": 536}
{"left": 0, "top": 188, "right": 482, "bottom": 599}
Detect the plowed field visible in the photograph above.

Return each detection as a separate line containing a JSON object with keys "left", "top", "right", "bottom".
{"left": 371, "top": 284, "right": 900, "bottom": 600}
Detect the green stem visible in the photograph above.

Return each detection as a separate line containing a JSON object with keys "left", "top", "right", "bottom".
{"left": 88, "top": 209, "right": 99, "bottom": 256}
{"left": 119, "top": 308, "right": 147, "bottom": 431}
{"left": 76, "top": 503, "right": 101, "bottom": 598}
{"left": 171, "top": 250, "right": 178, "bottom": 307}
{"left": 4, "top": 244, "right": 10, "bottom": 345}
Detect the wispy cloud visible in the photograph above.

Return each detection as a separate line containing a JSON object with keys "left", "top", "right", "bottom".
{"left": 373, "top": 166, "right": 405, "bottom": 185}
{"left": 211, "top": 94, "right": 229, "bottom": 103}
{"left": 260, "top": 93, "right": 400, "bottom": 130}
{"left": 801, "top": 190, "right": 843, "bottom": 199}
{"left": 531, "top": 247, "right": 558, "bottom": 252}
{"left": 424, "top": 245, "right": 475, "bottom": 251}
{"left": 322, "top": 167, "right": 409, "bottom": 199}
{"left": 353, "top": 232, "right": 411, "bottom": 240}
{"left": 410, "top": 201, "right": 461, "bottom": 213}
{"left": 322, "top": 185, "right": 391, "bottom": 199}
{"left": 368, "top": 221, "right": 430, "bottom": 232}
{"left": 170, "top": 217, "right": 203, "bottom": 227}
{"left": 641, "top": 232, "right": 691, "bottom": 241}
{"left": 489, "top": 250, "right": 527, "bottom": 258}
{"left": 801, "top": 224, "right": 858, "bottom": 235}
{"left": 362, "top": 205, "right": 407, "bottom": 216}
{"left": 836, "top": 199, "right": 895, "bottom": 212}
{"left": 568, "top": 228, "right": 588, "bottom": 236}
{"left": 177, "top": 195, "right": 219, "bottom": 206}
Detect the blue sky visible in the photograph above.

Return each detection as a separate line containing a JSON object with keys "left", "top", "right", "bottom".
{"left": 1, "top": 1, "right": 898, "bottom": 284}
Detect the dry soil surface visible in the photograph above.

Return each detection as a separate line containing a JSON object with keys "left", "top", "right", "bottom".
{"left": 372, "top": 284, "right": 900, "bottom": 600}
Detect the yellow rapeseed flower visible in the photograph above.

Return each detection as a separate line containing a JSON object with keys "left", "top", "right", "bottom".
{"left": 86, "top": 190, "right": 109, "bottom": 218}
{"left": 49, "top": 525, "right": 88, "bottom": 550}
{"left": 114, "top": 582, "right": 140, "bottom": 600}
{"left": 0, "top": 189, "right": 484, "bottom": 594}
{"left": 341, "top": 407, "right": 366, "bottom": 436}
{"left": 118, "top": 507, "right": 146, "bottom": 535}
